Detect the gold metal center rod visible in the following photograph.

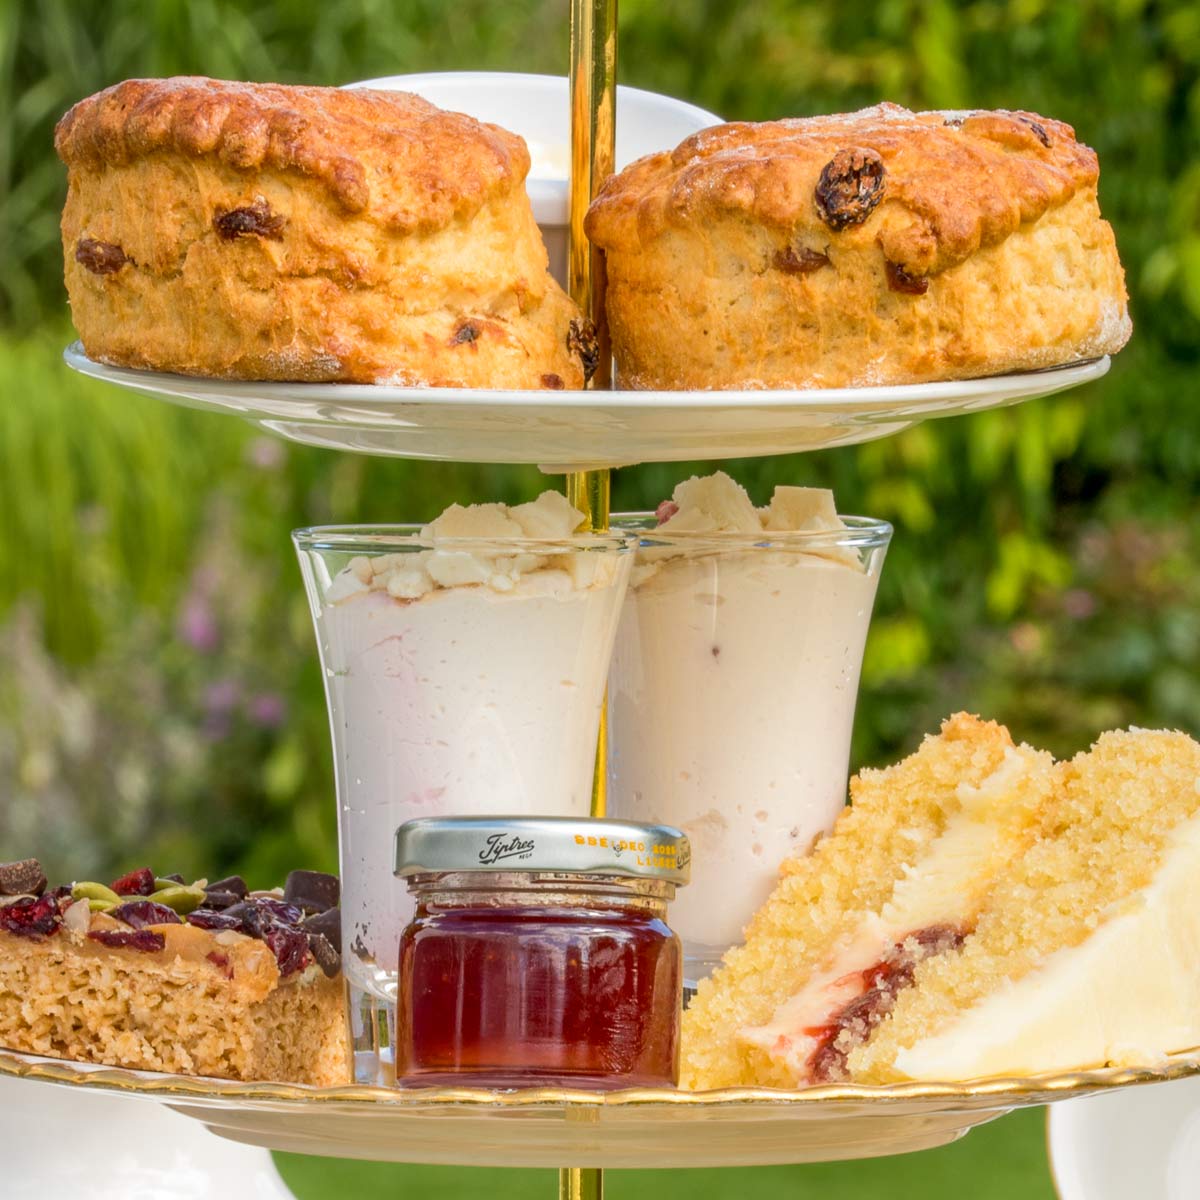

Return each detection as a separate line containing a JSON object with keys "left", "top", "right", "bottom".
{"left": 568, "top": 0, "right": 617, "bottom": 392}
{"left": 566, "top": 0, "right": 618, "bottom": 867}
{"left": 561, "top": 9, "right": 615, "bottom": 1198}
{"left": 559, "top": 1166, "right": 604, "bottom": 1200}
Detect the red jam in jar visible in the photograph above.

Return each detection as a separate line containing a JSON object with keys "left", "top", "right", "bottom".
{"left": 393, "top": 817, "right": 689, "bottom": 1089}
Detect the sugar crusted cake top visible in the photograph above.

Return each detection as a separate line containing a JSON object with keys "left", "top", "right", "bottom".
{"left": 585, "top": 103, "right": 1101, "bottom": 279}
{"left": 55, "top": 77, "right": 530, "bottom": 234}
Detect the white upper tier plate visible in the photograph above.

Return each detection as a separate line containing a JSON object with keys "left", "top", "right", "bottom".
{"left": 64, "top": 345, "right": 1110, "bottom": 470}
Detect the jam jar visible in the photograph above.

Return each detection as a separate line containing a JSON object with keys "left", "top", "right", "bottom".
{"left": 394, "top": 816, "right": 690, "bottom": 1089}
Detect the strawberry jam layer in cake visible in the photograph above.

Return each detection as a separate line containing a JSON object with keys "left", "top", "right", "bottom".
{"left": 801, "top": 924, "right": 967, "bottom": 1082}
{"left": 723, "top": 716, "right": 1053, "bottom": 1086}
{"left": 0, "top": 860, "right": 350, "bottom": 1084}
{"left": 853, "top": 726, "right": 1200, "bottom": 1083}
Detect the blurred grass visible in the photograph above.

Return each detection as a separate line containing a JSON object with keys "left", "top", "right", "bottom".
{"left": 275, "top": 1107, "right": 1054, "bottom": 1199}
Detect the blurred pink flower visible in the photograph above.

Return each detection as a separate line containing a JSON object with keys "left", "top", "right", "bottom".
{"left": 1009, "top": 622, "right": 1043, "bottom": 657}
{"left": 248, "top": 692, "right": 288, "bottom": 728}
{"left": 246, "top": 437, "right": 285, "bottom": 470}
{"left": 177, "top": 595, "right": 219, "bottom": 652}
{"left": 1062, "top": 589, "right": 1097, "bottom": 620}
{"left": 204, "top": 678, "right": 241, "bottom": 714}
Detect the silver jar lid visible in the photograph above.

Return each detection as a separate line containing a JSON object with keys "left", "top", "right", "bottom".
{"left": 394, "top": 816, "right": 690, "bottom": 885}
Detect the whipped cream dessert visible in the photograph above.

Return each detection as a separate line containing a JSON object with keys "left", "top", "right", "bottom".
{"left": 296, "top": 492, "right": 631, "bottom": 1021}
{"left": 607, "top": 473, "right": 889, "bottom": 982}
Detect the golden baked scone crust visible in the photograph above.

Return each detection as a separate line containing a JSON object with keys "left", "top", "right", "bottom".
{"left": 57, "top": 77, "right": 594, "bottom": 388}
{"left": 585, "top": 103, "right": 1130, "bottom": 390}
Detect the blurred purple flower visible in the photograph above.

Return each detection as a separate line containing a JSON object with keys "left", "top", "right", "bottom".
{"left": 204, "top": 678, "right": 241, "bottom": 715}
{"left": 1062, "top": 589, "right": 1097, "bottom": 620}
{"left": 202, "top": 712, "right": 232, "bottom": 742}
{"left": 177, "top": 595, "right": 219, "bottom": 652}
{"left": 247, "top": 692, "right": 288, "bottom": 728}
{"left": 246, "top": 437, "right": 285, "bottom": 470}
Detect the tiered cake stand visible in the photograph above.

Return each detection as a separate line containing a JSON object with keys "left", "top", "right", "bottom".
{"left": 26, "top": 4, "right": 1198, "bottom": 1198}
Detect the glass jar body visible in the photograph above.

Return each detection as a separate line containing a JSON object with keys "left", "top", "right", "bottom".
{"left": 396, "top": 873, "right": 681, "bottom": 1089}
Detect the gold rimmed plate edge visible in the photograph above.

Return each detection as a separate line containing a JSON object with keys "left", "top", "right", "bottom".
{"left": 3, "top": 1045, "right": 1198, "bottom": 1110}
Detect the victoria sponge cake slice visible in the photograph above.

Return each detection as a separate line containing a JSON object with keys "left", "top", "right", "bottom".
{"left": 680, "top": 713, "right": 1057, "bottom": 1088}
{"left": 681, "top": 717, "right": 1200, "bottom": 1088}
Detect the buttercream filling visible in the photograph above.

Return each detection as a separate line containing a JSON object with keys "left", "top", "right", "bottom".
{"left": 890, "top": 811, "right": 1200, "bottom": 1081}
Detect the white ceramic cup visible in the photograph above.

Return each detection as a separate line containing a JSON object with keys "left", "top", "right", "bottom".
{"left": 345, "top": 71, "right": 722, "bottom": 285}
{"left": 0, "top": 1072, "right": 295, "bottom": 1200}
{"left": 1048, "top": 1075, "right": 1200, "bottom": 1200}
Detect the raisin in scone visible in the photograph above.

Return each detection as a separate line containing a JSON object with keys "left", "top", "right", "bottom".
{"left": 585, "top": 103, "right": 1130, "bottom": 390}
{"left": 0, "top": 861, "right": 351, "bottom": 1085}
{"left": 55, "top": 77, "right": 596, "bottom": 389}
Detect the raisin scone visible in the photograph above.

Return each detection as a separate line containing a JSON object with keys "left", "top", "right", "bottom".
{"left": 55, "top": 77, "right": 596, "bottom": 389}
{"left": 0, "top": 861, "right": 351, "bottom": 1085}
{"left": 585, "top": 103, "right": 1130, "bottom": 390}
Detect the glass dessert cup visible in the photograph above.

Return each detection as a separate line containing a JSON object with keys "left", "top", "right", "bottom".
{"left": 294, "top": 526, "right": 633, "bottom": 1083}
{"left": 606, "top": 514, "right": 892, "bottom": 986}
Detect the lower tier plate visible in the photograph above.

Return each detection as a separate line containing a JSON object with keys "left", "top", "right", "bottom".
{"left": 63, "top": 345, "right": 1110, "bottom": 469}
{"left": 2, "top": 1046, "right": 1196, "bottom": 1168}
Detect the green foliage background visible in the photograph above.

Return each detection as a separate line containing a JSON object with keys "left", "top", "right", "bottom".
{"left": 1, "top": 0, "right": 1198, "bottom": 894}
